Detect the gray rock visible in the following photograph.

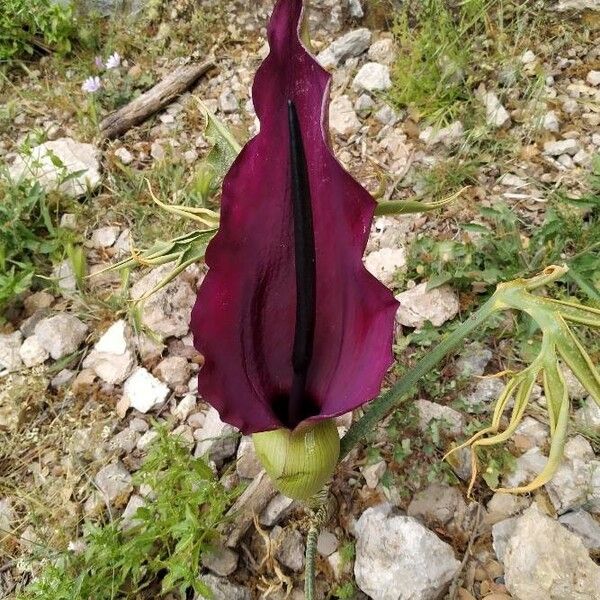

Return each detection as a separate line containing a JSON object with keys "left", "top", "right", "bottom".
{"left": 131, "top": 263, "right": 196, "bottom": 339}
{"left": 486, "top": 492, "right": 530, "bottom": 526}
{"left": 23, "top": 291, "right": 54, "bottom": 315}
{"left": 368, "top": 38, "right": 396, "bottom": 65}
{"left": 492, "top": 516, "right": 519, "bottom": 562}
{"left": 136, "top": 430, "right": 159, "bottom": 452}
{"left": 559, "top": 510, "right": 600, "bottom": 551}
{"left": 481, "top": 91, "right": 511, "bottom": 128}
{"left": 464, "top": 377, "right": 505, "bottom": 411}
{"left": 561, "top": 364, "right": 588, "bottom": 400}
{"left": 218, "top": 90, "right": 238, "bottom": 114}
{"left": 543, "top": 138, "right": 581, "bottom": 156}
{"left": 545, "top": 436, "right": 600, "bottom": 514}
{"left": 354, "top": 504, "right": 460, "bottom": 600}
{"left": 114, "top": 147, "right": 133, "bottom": 165}
{"left": 367, "top": 215, "right": 413, "bottom": 253}
{"left": 455, "top": 344, "right": 492, "bottom": 378}
{"left": 515, "top": 416, "right": 549, "bottom": 447}
{"left": 95, "top": 462, "right": 133, "bottom": 508}
{"left": 150, "top": 141, "right": 165, "bottom": 161}
{"left": 419, "top": 121, "right": 464, "bottom": 147}
{"left": 361, "top": 460, "right": 387, "bottom": 489}
{"left": 0, "top": 498, "right": 15, "bottom": 537}
{"left": 416, "top": 399, "right": 464, "bottom": 436}
{"left": 52, "top": 259, "right": 77, "bottom": 293}
{"left": 194, "top": 406, "right": 238, "bottom": 465}
{"left": 19, "top": 335, "right": 49, "bottom": 367}
{"left": 114, "top": 228, "right": 132, "bottom": 257}
{"left": 329, "top": 95, "right": 361, "bottom": 137}
{"left": 83, "top": 320, "right": 136, "bottom": 384}
{"left": 109, "top": 429, "right": 140, "bottom": 456}
{"left": 317, "top": 530, "right": 339, "bottom": 557}
{"left": 395, "top": 283, "right": 459, "bottom": 328}
{"left": 355, "top": 93, "right": 375, "bottom": 113}
{"left": 554, "top": 0, "right": 600, "bottom": 11}
{"left": 0, "top": 331, "right": 23, "bottom": 375}
{"left": 365, "top": 247, "right": 406, "bottom": 285}
{"left": 121, "top": 494, "right": 145, "bottom": 531}
{"left": 317, "top": 28, "right": 372, "bottom": 68}
{"left": 542, "top": 110, "right": 560, "bottom": 132}
{"left": 260, "top": 493, "right": 296, "bottom": 526}
{"left": 407, "top": 483, "right": 467, "bottom": 527}
{"left": 272, "top": 526, "right": 305, "bottom": 572}
{"left": 34, "top": 314, "right": 88, "bottom": 360}
{"left": 129, "top": 417, "right": 149, "bottom": 433}
{"left": 348, "top": 0, "right": 364, "bottom": 18}
{"left": 51, "top": 368, "right": 76, "bottom": 389}
{"left": 59, "top": 213, "right": 78, "bottom": 230}
{"left": 352, "top": 62, "right": 392, "bottom": 93}
{"left": 587, "top": 70, "right": 600, "bottom": 86}
{"left": 90, "top": 227, "right": 119, "bottom": 250}
{"left": 236, "top": 436, "right": 262, "bottom": 480}
{"left": 9, "top": 138, "right": 101, "bottom": 198}
{"left": 575, "top": 398, "right": 600, "bottom": 431}
{"left": 504, "top": 505, "right": 600, "bottom": 599}
{"left": 201, "top": 543, "right": 239, "bottom": 577}
{"left": 173, "top": 394, "right": 197, "bottom": 421}
{"left": 197, "top": 574, "right": 250, "bottom": 600}
{"left": 123, "top": 367, "right": 170, "bottom": 414}
{"left": 374, "top": 104, "right": 398, "bottom": 125}
{"left": 502, "top": 447, "right": 546, "bottom": 489}
{"left": 155, "top": 356, "right": 191, "bottom": 389}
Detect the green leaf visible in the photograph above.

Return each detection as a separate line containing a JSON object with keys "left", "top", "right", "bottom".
{"left": 197, "top": 99, "right": 242, "bottom": 180}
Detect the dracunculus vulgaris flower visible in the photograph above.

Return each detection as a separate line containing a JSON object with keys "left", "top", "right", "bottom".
{"left": 191, "top": 0, "right": 398, "bottom": 499}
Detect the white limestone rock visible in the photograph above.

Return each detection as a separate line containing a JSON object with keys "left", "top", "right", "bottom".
{"left": 352, "top": 62, "right": 392, "bottom": 93}
{"left": 9, "top": 138, "right": 101, "bottom": 198}
{"left": 504, "top": 504, "right": 600, "bottom": 599}
{"left": 34, "top": 314, "right": 88, "bottom": 360}
{"left": 354, "top": 504, "right": 460, "bottom": 600}
{"left": 18, "top": 335, "right": 49, "bottom": 367}
{"left": 395, "top": 283, "right": 459, "bottom": 328}
{"left": 123, "top": 367, "right": 170, "bottom": 414}
{"left": 83, "top": 320, "right": 136, "bottom": 384}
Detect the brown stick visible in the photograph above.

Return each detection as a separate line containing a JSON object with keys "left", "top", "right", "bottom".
{"left": 224, "top": 470, "right": 277, "bottom": 548}
{"left": 100, "top": 60, "right": 214, "bottom": 139}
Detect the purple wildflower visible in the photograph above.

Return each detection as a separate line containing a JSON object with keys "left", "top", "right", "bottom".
{"left": 82, "top": 76, "right": 102, "bottom": 93}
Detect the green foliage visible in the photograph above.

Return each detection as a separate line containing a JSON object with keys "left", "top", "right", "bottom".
{"left": 388, "top": 0, "right": 552, "bottom": 124}
{"left": 0, "top": 176, "right": 77, "bottom": 311}
{"left": 390, "top": 0, "right": 472, "bottom": 123}
{"left": 21, "top": 427, "right": 238, "bottom": 600}
{"left": 0, "top": 0, "right": 77, "bottom": 61}
{"left": 404, "top": 174, "right": 600, "bottom": 295}
{"left": 332, "top": 582, "right": 358, "bottom": 599}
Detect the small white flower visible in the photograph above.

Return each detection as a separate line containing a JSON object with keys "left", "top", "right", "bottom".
{"left": 82, "top": 76, "right": 102, "bottom": 93}
{"left": 105, "top": 52, "right": 121, "bottom": 70}
{"left": 94, "top": 56, "right": 104, "bottom": 69}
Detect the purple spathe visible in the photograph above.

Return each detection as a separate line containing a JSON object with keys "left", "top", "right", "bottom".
{"left": 191, "top": 0, "right": 399, "bottom": 434}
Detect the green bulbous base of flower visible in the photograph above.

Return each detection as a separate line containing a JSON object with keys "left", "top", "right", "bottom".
{"left": 252, "top": 419, "right": 340, "bottom": 501}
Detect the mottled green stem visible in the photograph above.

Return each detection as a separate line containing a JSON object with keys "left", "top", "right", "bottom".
{"left": 303, "top": 488, "right": 332, "bottom": 599}
{"left": 304, "top": 522, "right": 319, "bottom": 600}
{"left": 339, "top": 296, "right": 498, "bottom": 459}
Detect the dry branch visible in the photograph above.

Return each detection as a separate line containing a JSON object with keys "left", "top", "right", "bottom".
{"left": 100, "top": 60, "right": 214, "bottom": 139}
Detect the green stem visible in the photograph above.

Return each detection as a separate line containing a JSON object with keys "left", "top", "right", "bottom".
{"left": 339, "top": 296, "right": 498, "bottom": 459}
{"left": 304, "top": 523, "right": 319, "bottom": 600}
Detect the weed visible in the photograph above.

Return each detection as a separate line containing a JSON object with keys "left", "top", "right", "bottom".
{"left": 19, "top": 426, "right": 239, "bottom": 600}
{"left": 0, "top": 175, "right": 80, "bottom": 313}
{"left": 403, "top": 169, "right": 600, "bottom": 296}
{"left": 388, "top": 0, "right": 555, "bottom": 125}
{"left": 0, "top": 0, "right": 77, "bottom": 62}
